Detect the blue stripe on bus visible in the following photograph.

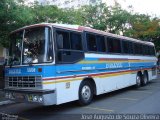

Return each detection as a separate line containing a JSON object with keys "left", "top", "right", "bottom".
{"left": 5, "top": 61, "right": 155, "bottom": 78}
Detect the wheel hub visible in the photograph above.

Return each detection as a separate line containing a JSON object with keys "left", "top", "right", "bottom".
{"left": 81, "top": 85, "right": 91, "bottom": 101}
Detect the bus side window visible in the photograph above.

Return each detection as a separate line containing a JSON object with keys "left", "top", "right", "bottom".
{"left": 129, "top": 42, "right": 134, "bottom": 54}
{"left": 56, "top": 29, "right": 84, "bottom": 63}
{"left": 70, "top": 32, "right": 82, "bottom": 50}
{"left": 96, "top": 35, "right": 106, "bottom": 52}
{"left": 56, "top": 31, "right": 70, "bottom": 49}
{"left": 57, "top": 34, "right": 64, "bottom": 49}
{"left": 86, "top": 33, "right": 97, "bottom": 52}
{"left": 107, "top": 37, "right": 121, "bottom": 53}
{"left": 122, "top": 40, "right": 129, "bottom": 54}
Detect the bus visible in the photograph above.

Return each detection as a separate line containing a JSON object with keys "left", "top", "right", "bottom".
{"left": 4, "top": 23, "right": 157, "bottom": 106}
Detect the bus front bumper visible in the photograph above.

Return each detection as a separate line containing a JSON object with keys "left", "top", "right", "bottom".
{"left": 4, "top": 88, "right": 56, "bottom": 106}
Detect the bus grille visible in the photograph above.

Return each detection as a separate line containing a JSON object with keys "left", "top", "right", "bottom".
{"left": 5, "top": 76, "right": 42, "bottom": 89}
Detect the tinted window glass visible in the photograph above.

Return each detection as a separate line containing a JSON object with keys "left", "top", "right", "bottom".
{"left": 129, "top": 42, "right": 134, "bottom": 54}
{"left": 56, "top": 30, "right": 82, "bottom": 51}
{"left": 96, "top": 35, "right": 106, "bottom": 52}
{"left": 107, "top": 37, "right": 121, "bottom": 53}
{"left": 139, "top": 44, "right": 143, "bottom": 54}
{"left": 146, "top": 46, "right": 150, "bottom": 55}
{"left": 57, "top": 31, "right": 70, "bottom": 49}
{"left": 150, "top": 46, "right": 155, "bottom": 56}
{"left": 142, "top": 45, "right": 147, "bottom": 55}
{"left": 86, "top": 34, "right": 97, "bottom": 51}
{"left": 122, "top": 41, "right": 129, "bottom": 54}
{"left": 70, "top": 32, "right": 82, "bottom": 50}
{"left": 56, "top": 30, "right": 84, "bottom": 64}
{"left": 134, "top": 43, "right": 140, "bottom": 55}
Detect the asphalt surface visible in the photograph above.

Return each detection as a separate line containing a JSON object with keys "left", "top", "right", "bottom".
{"left": 0, "top": 75, "right": 160, "bottom": 120}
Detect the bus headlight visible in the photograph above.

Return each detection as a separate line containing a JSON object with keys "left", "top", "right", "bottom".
{"left": 33, "top": 96, "right": 38, "bottom": 102}
{"left": 38, "top": 96, "right": 43, "bottom": 103}
{"left": 28, "top": 95, "right": 43, "bottom": 103}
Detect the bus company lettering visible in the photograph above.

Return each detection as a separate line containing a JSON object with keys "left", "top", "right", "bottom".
{"left": 27, "top": 68, "right": 36, "bottom": 72}
{"left": 106, "top": 63, "right": 122, "bottom": 69}
{"left": 9, "top": 69, "right": 21, "bottom": 74}
{"left": 82, "top": 67, "right": 95, "bottom": 70}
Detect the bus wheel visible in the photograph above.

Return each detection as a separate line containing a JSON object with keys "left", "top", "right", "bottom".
{"left": 136, "top": 73, "right": 142, "bottom": 88}
{"left": 142, "top": 72, "right": 148, "bottom": 86}
{"left": 78, "top": 80, "right": 93, "bottom": 106}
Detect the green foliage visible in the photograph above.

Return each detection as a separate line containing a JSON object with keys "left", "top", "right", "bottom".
{"left": 79, "top": 3, "right": 110, "bottom": 30}
{"left": 0, "top": 0, "right": 35, "bottom": 47}
{"left": 0, "top": 0, "right": 160, "bottom": 50}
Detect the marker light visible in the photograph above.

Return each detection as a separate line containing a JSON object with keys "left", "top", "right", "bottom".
{"left": 38, "top": 68, "right": 42, "bottom": 72}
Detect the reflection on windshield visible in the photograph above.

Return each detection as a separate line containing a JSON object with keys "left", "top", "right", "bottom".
{"left": 23, "top": 28, "right": 46, "bottom": 64}
{"left": 9, "top": 27, "right": 53, "bottom": 66}
{"left": 9, "top": 31, "right": 23, "bottom": 65}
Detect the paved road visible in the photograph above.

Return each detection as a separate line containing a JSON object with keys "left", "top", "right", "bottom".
{"left": 0, "top": 75, "right": 160, "bottom": 120}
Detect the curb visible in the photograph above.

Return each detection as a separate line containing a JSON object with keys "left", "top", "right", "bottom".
{"left": 0, "top": 100, "right": 15, "bottom": 106}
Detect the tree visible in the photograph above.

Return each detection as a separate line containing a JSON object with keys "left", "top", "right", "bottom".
{"left": 79, "top": 3, "right": 110, "bottom": 30}
{"left": 124, "top": 14, "right": 160, "bottom": 50}
{"left": 0, "top": 0, "right": 35, "bottom": 47}
{"left": 76, "top": 3, "right": 131, "bottom": 35}
{"left": 106, "top": 3, "right": 131, "bottom": 34}
{"left": 0, "top": 0, "right": 159, "bottom": 51}
{"left": 0, "top": 0, "right": 17, "bottom": 47}
{"left": 31, "top": 3, "right": 60, "bottom": 23}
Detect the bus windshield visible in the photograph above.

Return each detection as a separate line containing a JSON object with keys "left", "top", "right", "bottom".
{"left": 9, "top": 27, "right": 53, "bottom": 65}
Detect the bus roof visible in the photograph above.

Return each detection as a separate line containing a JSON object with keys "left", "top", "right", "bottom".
{"left": 11, "top": 23, "right": 154, "bottom": 46}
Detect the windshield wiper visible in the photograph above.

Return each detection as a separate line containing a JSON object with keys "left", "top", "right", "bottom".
{"left": 24, "top": 57, "right": 33, "bottom": 66}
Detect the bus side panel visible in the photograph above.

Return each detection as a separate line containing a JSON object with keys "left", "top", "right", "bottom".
{"left": 94, "top": 72, "right": 136, "bottom": 95}
{"left": 84, "top": 54, "right": 157, "bottom": 95}
{"left": 84, "top": 53, "right": 133, "bottom": 95}
{"left": 55, "top": 80, "right": 81, "bottom": 105}
{"left": 148, "top": 68, "right": 157, "bottom": 81}
{"left": 54, "top": 54, "right": 157, "bottom": 104}
{"left": 55, "top": 64, "right": 83, "bottom": 105}
{"left": 42, "top": 65, "right": 56, "bottom": 90}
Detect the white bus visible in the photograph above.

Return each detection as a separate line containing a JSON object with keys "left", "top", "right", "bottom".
{"left": 4, "top": 23, "right": 157, "bottom": 105}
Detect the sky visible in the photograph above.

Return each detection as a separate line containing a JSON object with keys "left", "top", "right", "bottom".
{"left": 109, "top": 0, "right": 160, "bottom": 17}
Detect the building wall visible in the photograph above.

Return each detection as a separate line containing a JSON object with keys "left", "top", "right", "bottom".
{"left": 0, "top": 46, "right": 8, "bottom": 65}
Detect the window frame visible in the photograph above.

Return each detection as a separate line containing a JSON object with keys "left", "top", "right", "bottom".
{"left": 54, "top": 28, "right": 84, "bottom": 64}
{"left": 55, "top": 28, "right": 83, "bottom": 52}
{"left": 85, "top": 32, "right": 107, "bottom": 54}
{"left": 106, "top": 36, "right": 122, "bottom": 54}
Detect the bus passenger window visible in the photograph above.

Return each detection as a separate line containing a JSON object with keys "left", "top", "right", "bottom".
{"left": 57, "top": 34, "right": 63, "bottom": 49}
{"left": 70, "top": 32, "right": 82, "bottom": 50}
{"left": 151, "top": 47, "right": 155, "bottom": 56}
{"left": 86, "top": 34, "right": 97, "bottom": 51}
{"left": 56, "top": 29, "right": 84, "bottom": 63}
{"left": 96, "top": 35, "right": 106, "bottom": 52}
{"left": 134, "top": 43, "right": 142, "bottom": 55}
{"left": 122, "top": 41, "right": 133, "bottom": 54}
{"left": 107, "top": 37, "right": 121, "bottom": 53}
{"left": 129, "top": 42, "right": 134, "bottom": 54}
{"left": 56, "top": 31, "right": 70, "bottom": 49}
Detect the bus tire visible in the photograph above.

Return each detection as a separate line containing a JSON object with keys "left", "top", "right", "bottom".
{"left": 142, "top": 71, "right": 148, "bottom": 86}
{"left": 78, "top": 80, "right": 93, "bottom": 106}
{"left": 135, "top": 73, "right": 142, "bottom": 88}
